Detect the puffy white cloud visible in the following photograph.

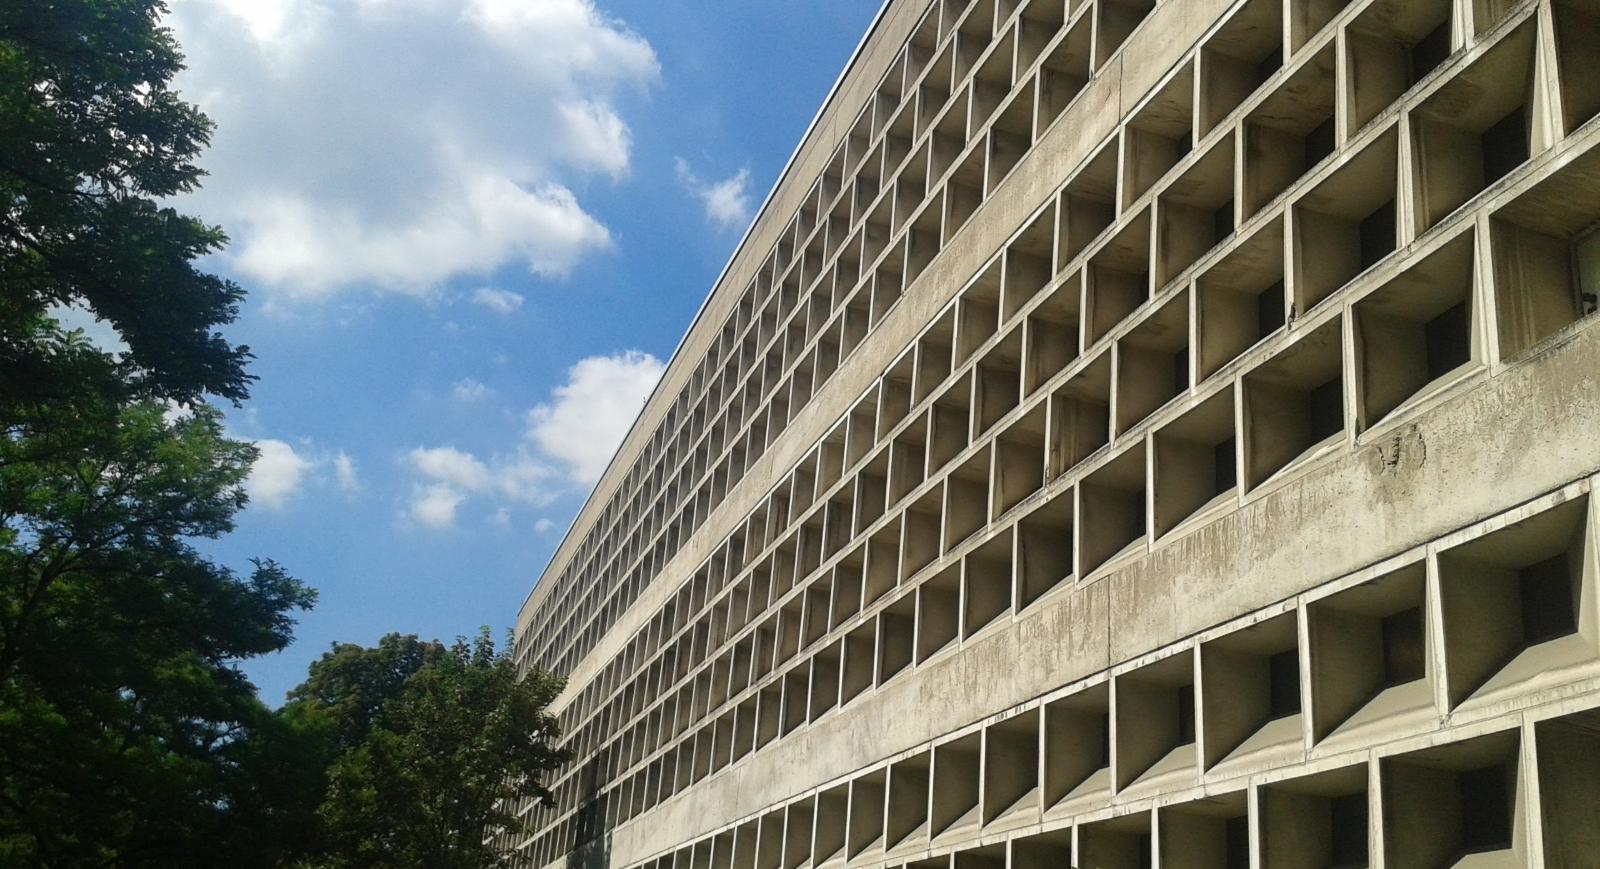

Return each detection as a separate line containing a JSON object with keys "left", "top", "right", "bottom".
{"left": 466, "top": 0, "right": 658, "bottom": 82}
{"left": 168, "top": 0, "right": 658, "bottom": 297}
{"left": 242, "top": 437, "right": 361, "bottom": 508}
{"left": 527, "top": 350, "right": 663, "bottom": 484}
{"left": 674, "top": 158, "right": 754, "bottom": 229}
{"left": 471, "top": 287, "right": 524, "bottom": 315}
{"left": 400, "top": 444, "right": 557, "bottom": 529}
{"left": 246, "top": 439, "right": 316, "bottom": 510}
{"left": 703, "top": 171, "right": 755, "bottom": 227}
{"left": 400, "top": 349, "right": 660, "bottom": 530}
{"left": 557, "top": 99, "right": 633, "bottom": 179}
{"left": 225, "top": 174, "right": 611, "bottom": 293}
{"left": 408, "top": 484, "right": 465, "bottom": 529}
{"left": 407, "top": 445, "right": 492, "bottom": 493}
{"left": 533, "top": 517, "right": 556, "bottom": 535}
{"left": 333, "top": 451, "right": 360, "bottom": 491}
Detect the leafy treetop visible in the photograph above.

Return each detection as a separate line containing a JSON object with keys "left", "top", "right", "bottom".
{"left": 285, "top": 631, "right": 570, "bottom": 869}
{"left": 1, "top": 0, "right": 252, "bottom": 406}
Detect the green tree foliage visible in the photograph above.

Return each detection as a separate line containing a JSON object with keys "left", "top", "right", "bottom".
{"left": 284, "top": 632, "right": 570, "bottom": 869}
{"left": 1, "top": 3, "right": 568, "bottom": 866}
{"left": 0, "top": 1, "right": 321, "bottom": 864}
{"left": 1, "top": 0, "right": 252, "bottom": 407}
{"left": 0, "top": 391, "right": 319, "bottom": 865}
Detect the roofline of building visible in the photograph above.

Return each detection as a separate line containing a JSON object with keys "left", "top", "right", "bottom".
{"left": 516, "top": 0, "right": 899, "bottom": 628}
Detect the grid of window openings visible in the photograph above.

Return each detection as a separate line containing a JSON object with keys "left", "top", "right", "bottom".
{"left": 577, "top": 486, "right": 1600, "bottom": 869}
{"left": 510, "top": 0, "right": 1600, "bottom": 865}
{"left": 515, "top": 0, "right": 1167, "bottom": 687}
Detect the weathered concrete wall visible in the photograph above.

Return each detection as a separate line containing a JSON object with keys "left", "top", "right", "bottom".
{"left": 518, "top": 1, "right": 1600, "bottom": 867}
{"left": 616, "top": 290, "right": 1600, "bottom": 864}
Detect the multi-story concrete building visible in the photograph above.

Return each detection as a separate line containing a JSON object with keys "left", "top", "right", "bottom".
{"left": 510, "top": 0, "right": 1600, "bottom": 865}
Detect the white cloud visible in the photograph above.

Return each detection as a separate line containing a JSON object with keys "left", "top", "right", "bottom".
{"left": 466, "top": 0, "right": 657, "bottom": 80}
{"left": 201, "top": 0, "right": 311, "bottom": 47}
{"left": 408, "top": 484, "right": 465, "bottom": 529}
{"left": 168, "top": 0, "right": 658, "bottom": 297}
{"left": 703, "top": 171, "right": 755, "bottom": 227}
{"left": 452, "top": 378, "right": 491, "bottom": 402}
{"left": 471, "top": 287, "right": 524, "bottom": 315}
{"left": 674, "top": 158, "right": 754, "bottom": 229}
{"left": 400, "top": 444, "right": 557, "bottom": 529}
{"left": 533, "top": 517, "right": 556, "bottom": 535}
{"left": 494, "top": 453, "right": 559, "bottom": 503}
{"left": 226, "top": 174, "right": 611, "bottom": 292}
{"left": 247, "top": 439, "right": 316, "bottom": 510}
{"left": 557, "top": 99, "right": 632, "bottom": 179}
{"left": 408, "top": 445, "right": 493, "bottom": 493}
{"left": 528, "top": 350, "right": 663, "bottom": 484}
{"left": 241, "top": 437, "right": 360, "bottom": 508}
{"left": 334, "top": 451, "right": 360, "bottom": 491}
{"left": 399, "top": 348, "right": 660, "bottom": 530}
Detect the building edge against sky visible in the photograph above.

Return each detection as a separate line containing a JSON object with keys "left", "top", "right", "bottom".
{"left": 511, "top": 0, "right": 1600, "bottom": 866}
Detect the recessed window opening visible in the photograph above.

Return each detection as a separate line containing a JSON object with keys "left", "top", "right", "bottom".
{"left": 1175, "top": 683, "right": 1196, "bottom": 743}
{"left": 1358, "top": 200, "right": 1397, "bottom": 270}
{"left": 1267, "top": 649, "right": 1301, "bottom": 719}
{"left": 1490, "top": 148, "right": 1600, "bottom": 356}
{"left": 1412, "top": 18, "right": 1452, "bottom": 82}
{"left": 1381, "top": 606, "right": 1426, "bottom": 687}
{"left": 1438, "top": 498, "right": 1594, "bottom": 707}
{"left": 1519, "top": 553, "right": 1578, "bottom": 646}
{"left": 1481, "top": 105, "right": 1531, "bottom": 187}
{"left": 1411, "top": 20, "right": 1538, "bottom": 231}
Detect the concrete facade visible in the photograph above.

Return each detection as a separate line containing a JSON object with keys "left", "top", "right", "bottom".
{"left": 509, "top": 0, "right": 1600, "bottom": 866}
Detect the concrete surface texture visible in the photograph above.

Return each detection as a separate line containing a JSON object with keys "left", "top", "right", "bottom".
{"left": 507, "top": 0, "right": 1600, "bottom": 867}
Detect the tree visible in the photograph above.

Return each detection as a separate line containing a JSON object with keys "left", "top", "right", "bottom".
{"left": 3, "top": 4, "right": 559, "bottom": 865}
{"left": 285, "top": 632, "right": 570, "bottom": 869}
{"left": 1, "top": 4, "right": 316, "bottom": 860}
{"left": 285, "top": 633, "right": 449, "bottom": 755}
{"left": 0, "top": 393, "right": 319, "bottom": 866}
{"left": 1, "top": 0, "right": 252, "bottom": 408}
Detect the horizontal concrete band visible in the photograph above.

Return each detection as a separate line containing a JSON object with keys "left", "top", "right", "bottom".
{"left": 515, "top": 0, "right": 1600, "bottom": 865}
{"left": 614, "top": 301, "right": 1600, "bottom": 864}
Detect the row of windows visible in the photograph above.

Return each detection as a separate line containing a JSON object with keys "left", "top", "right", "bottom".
{"left": 537, "top": 0, "right": 1572, "bottom": 747}
{"left": 524, "top": 481, "right": 1600, "bottom": 868}
{"left": 521, "top": 0, "right": 1600, "bottom": 857}
{"left": 516, "top": 0, "right": 1164, "bottom": 688}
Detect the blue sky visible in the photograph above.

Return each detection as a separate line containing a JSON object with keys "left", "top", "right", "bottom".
{"left": 158, "top": 0, "right": 884, "bottom": 703}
